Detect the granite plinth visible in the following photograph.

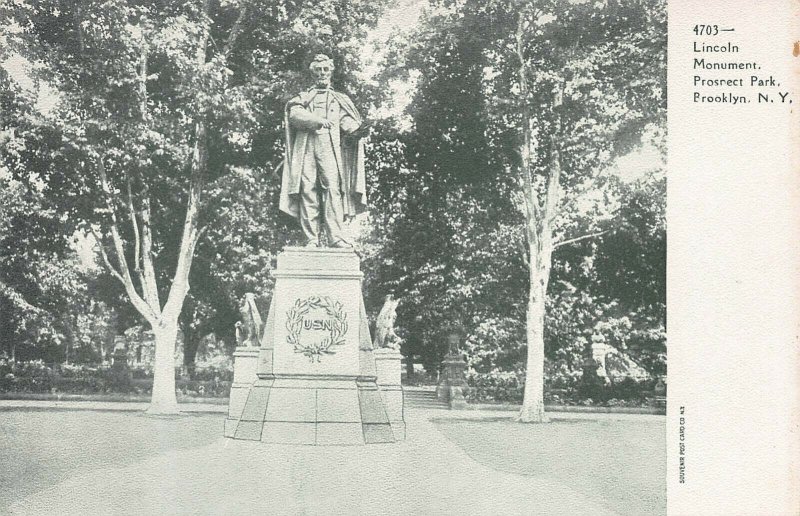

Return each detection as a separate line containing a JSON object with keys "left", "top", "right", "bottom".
{"left": 373, "top": 348, "right": 406, "bottom": 440}
{"left": 227, "top": 347, "right": 259, "bottom": 421}
{"left": 224, "top": 247, "right": 400, "bottom": 445}
{"left": 436, "top": 353, "right": 468, "bottom": 410}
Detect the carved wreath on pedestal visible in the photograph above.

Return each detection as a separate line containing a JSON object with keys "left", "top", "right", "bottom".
{"left": 285, "top": 296, "right": 349, "bottom": 362}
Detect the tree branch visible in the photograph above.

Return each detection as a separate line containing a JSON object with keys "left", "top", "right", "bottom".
{"left": 163, "top": 0, "right": 210, "bottom": 319}
{"left": 139, "top": 191, "right": 161, "bottom": 311}
{"left": 131, "top": 28, "right": 162, "bottom": 313}
{"left": 125, "top": 173, "right": 143, "bottom": 279}
{"left": 95, "top": 158, "right": 157, "bottom": 321}
{"left": 75, "top": 1, "right": 86, "bottom": 56}
{"left": 139, "top": 36, "right": 148, "bottom": 121}
{"left": 543, "top": 83, "right": 565, "bottom": 224}
{"left": 163, "top": 152, "right": 205, "bottom": 319}
{"left": 553, "top": 230, "right": 609, "bottom": 250}
{"left": 543, "top": 145, "right": 562, "bottom": 223}
{"left": 517, "top": 232, "right": 530, "bottom": 267}
{"left": 89, "top": 226, "right": 125, "bottom": 284}
{"left": 96, "top": 158, "right": 131, "bottom": 280}
{"left": 0, "top": 279, "right": 45, "bottom": 315}
{"left": 515, "top": 10, "right": 542, "bottom": 261}
{"left": 222, "top": 1, "right": 249, "bottom": 59}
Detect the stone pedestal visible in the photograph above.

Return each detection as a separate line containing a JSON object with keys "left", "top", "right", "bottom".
{"left": 111, "top": 348, "right": 132, "bottom": 386}
{"left": 112, "top": 349, "right": 128, "bottom": 370}
{"left": 591, "top": 337, "right": 610, "bottom": 380}
{"left": 373, "top": 348, "right": 405, "bottom": 440}
{"left": 436, "top": 353, "right": 468, "bottom": 409}
{"left": 224, "top": 247, "right": 399, "bottom": 445}
{"left": 226, "top": 346, "right": 260, "bottom": 424}
{"left": 579, "top": 356, "right": 607, "bottom": 402}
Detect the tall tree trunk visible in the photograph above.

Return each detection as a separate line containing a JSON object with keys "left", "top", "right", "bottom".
{"left": 181, "top": 308, "right": 200, "bottom": 378}
{"left": 102, "top": 311, "right": 118, "bottom": 364}
{"left": 513, "top": 9, "right": 563, "bottom": 422}
{"left": 148, "top": 319, "right": 179, "bottom": 414}
{"left": 64, "top": 320, "right": 74, "bottom": 365}
{"left": 183, "top": 339, "right": 199, "bottom": 378}
{"left": 141, "top": 0, "right": 210, "bottom": 412}
{"left": 517, "top": 190, "right": 557, "bottom": 423}
{"left": 519, "top": 275, "right": 549, "bottom": 422}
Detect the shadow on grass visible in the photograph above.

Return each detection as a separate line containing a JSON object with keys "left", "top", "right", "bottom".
{"left": 0, "top": 410, "right": 223, "bottom": 511}
{"left": 432, "top": 417, "right": 666, "bottom": 516}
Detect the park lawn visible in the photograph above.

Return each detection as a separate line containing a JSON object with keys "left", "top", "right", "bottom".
{"left": 1, "top": 407, "right": 664, "bottom": 515}
{"left": 0, "top": 410, "right": 221, "bottom": 512}
{"left": 432, "top": 414, "right": 666, "bottom": 516}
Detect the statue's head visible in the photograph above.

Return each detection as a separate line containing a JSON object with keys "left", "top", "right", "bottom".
{"left": 309, "top": 53, "right": 334, "bottom": 88}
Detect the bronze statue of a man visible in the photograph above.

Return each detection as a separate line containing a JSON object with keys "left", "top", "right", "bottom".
{"left": 279, "top": 54, "right": 369, "bottom": 248}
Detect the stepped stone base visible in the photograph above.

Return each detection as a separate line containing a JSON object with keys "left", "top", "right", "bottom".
{"left": 224, "top": 376, "right": 394, "bottom": 445}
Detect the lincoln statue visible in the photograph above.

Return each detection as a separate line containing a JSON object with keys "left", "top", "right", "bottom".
{"left": 279, "top": 53, "right": 369, "bottom": 248}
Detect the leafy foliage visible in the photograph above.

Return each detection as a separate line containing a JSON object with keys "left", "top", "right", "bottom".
{"left": 1, "top": 0, "right": 666, "bottom": 407}
{"left": 1, "top": 0, "right": 389, "bottom": 377}
{"left": 364, "top": 0, "right": 666, "bottom": 387}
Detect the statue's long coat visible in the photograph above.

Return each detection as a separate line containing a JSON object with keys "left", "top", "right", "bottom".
{"left": 279, "top": 88, "right": 367, "bottom": 220}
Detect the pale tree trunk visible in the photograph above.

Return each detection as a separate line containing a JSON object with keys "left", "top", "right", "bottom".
{"left": 149, "top": 319, "right": 180, "bottom": 414}
{"left": 519, "top": 283, "right": 547, "bottom": 422}
{"left": 512, "top": 18, "right": 606, "bottom": 420}
{"left": 518, "top": 231, "right": 554, "bottom": 422}
{"left": 517, "top": 165, "right": 559, "bottom": 423}
{"left": 514, "top": 10, "right": 562, "bottom": 423}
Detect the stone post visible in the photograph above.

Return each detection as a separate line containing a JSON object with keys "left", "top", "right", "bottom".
{"left": 224, "top": 345, "right": 260, "bottom": 436}
{"left": 436, "top": 331, "right": 468, "bottom": 409}
{"left": 373, "top": 348, "right": 406, "bottom": 439}
{"left": 579, "top": 336, "right": 607, "bottom": 402}
{"left": 112, "top": 348, "right": 128, "bottom": 371}
{"left": 111, "top": 345, "right": 132, "bottom": 390}
{"left": 590, "top": 333, "right": 610, "bottom": 381}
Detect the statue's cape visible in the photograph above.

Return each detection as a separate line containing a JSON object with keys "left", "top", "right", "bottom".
{"left": 279, "top": 88, "right": 367, "bottom": 220}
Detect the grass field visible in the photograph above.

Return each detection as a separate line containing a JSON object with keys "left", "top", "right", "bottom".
{"left": 1, "top": 406, "right": 665, "bottom": 515}
{"left": 433, "top": 415, "right": 666, "bottom": 516}
{"left": 0, "top": 410, "right": 221, "bottom": 511}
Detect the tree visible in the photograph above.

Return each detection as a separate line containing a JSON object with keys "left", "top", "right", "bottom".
{"left": 0, "top": 181, "right": 100, "bottom": 364}
{"left": 2, "top": 0, "right": 387, "bottom": 413}
{"left": 362, "top": 23, "right": 524, "bottom": 374}
{"left": 366, "top": 0, "right": 665, "bottom": 419}
{"left": 0, "top": 71, "right": 85, "bottom": 362}
{"left": 505, "top": 0, "right": 666, "bottom": 421}
{"left": 0, "top": 178, "right": 50, "bottom": 361}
